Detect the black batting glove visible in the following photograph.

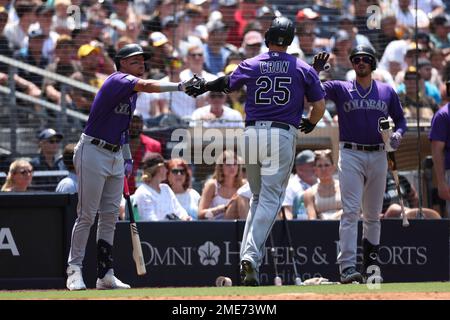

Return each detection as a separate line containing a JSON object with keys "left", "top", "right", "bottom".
{"left": 183, "top": 74, "right": 207, "bottom": 97}
{"left": 312, "top": 51, "right": 330, "bottom": 73}
{"left": 299, "top": 118, "right": 316, "bottom": 134}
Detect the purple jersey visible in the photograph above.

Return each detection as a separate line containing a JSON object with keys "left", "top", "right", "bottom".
{"left": 429, "top": 103, "right": 450, "bottom": 169}
{"left": 228, "top": 51, "right": 325, "bottom": 127}
{"left": 84, "top": 72, "right": 139, "bottom": 145}
{"left": 323, "top": 80, "right": 406, "bottom": 144}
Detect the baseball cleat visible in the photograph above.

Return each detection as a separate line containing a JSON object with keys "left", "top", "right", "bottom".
{"left": 340, "top": 267, "right": 364, "bottom": 284}
{"left": 66, "top": 265, "right": 87, "bottom": 291}
{"left": 96, "top": 269, "right": 131, "bottom": 290}
{"left": 240, "top": 260, "right": 260, "bottom": 286}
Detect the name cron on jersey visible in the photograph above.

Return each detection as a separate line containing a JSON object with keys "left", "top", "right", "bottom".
{"left": 259, "top": 61, "right": 290, "bottom": 74}
{"left": 114, "top": 103, "right": 131, "bottom": 115}
{"left": 343, "top": 99, "right": 388, "bottom": 113}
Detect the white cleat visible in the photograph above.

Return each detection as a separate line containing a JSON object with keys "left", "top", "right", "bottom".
{"left": 96, "top": 269, "right": 131, "bottom": 290}
{"left": 66, "top": 265, "right": 87, "bottom": 291}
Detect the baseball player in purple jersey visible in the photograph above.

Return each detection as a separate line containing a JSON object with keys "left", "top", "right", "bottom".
{"left": 313, "top": 46, "right": 407, "bottom": 283}
{"left": 66, "top": 44, "right": 198, "bottom": 290}
{"left": 429, "top": 82, "right": 450, "bottom": 216}
{"left": 186, "top": 17, "right": 326, "bottom": 286}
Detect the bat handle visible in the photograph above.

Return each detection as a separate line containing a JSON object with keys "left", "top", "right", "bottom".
{"left": 402, "top": 212, "right": 410, "bottom": 227}
{"left": 123, "top": 176, "right": 130, "bottom": 196}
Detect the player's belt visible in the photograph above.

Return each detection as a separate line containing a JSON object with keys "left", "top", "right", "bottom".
{"left": 245, "top": 120, "right": 290, "bottom": 131}
{"left": 91, "top": 138, "right": 121, "bottom": 152}
{"left": 343, "top": 143, "right": 384, "bottom": 152}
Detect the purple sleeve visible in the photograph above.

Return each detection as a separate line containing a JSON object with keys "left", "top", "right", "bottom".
{"left": 429, "top": 110, "right": 449, "bottom": 142}
{"left": 304, "top": 68, "right": 325, "bottom": 102}
{"left": 228, "top": 61, "right": 252, "bottom": 91}
{"left": 108, "top": 73, "right": 139, "bottom": 101}
{"left": 388, "top": 86, "right": 407, "bottom": 135}
{"left": 321, "top": 80, "right": 338, "bottom": 101}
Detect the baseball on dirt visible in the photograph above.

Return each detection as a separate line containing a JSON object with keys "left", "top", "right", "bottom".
{"left": 215, "top": 276, "right": 232, "bottom": 287}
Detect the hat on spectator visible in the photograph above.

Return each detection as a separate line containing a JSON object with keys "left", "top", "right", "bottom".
{"left": 339, "top": 13, "right": 354, "bottom": 24}
{"left": 207, "top": 19, "right": 228, "bottom": 33}
{"left": 38, "top": 128, "right": 63, "bottom": 141}
{"left": 219, "top": 0, "right": 237, "bottom": 6}
{"left": 417, "top": 58, "right": 432, "bottom": 68}
{"left": 404, "top": 66, "right": 421, "bottom": 80}
{"left": 161, "top": 15, "right": 178, "bottom": 29}
{"left": 28, "top": 28, "right": 45, "bottom": 39}
{"left": 77, "top": 44, "right": 100, "bottom": 58}
{"left": 224, "top": 63, "right": 238, "bottom": 75}
{"left": 256, "top": 6, "right": 276, "bottom": 19}
{"left": 55, "top": 0, "right": 71, "bottom": 6}
{"left": 150, "top": 32, "right": 168, "bottom": 47}
{"left": 190, "top": 0, "right": 207, "bottom": 5}
{"left": 431, "top": 14, "right": 450, "bottom": 27}
{"left": 406, "top": 42, "right": 425, "bottom": 54}
{"left": 295, "top": 150, "right": 315, "bottom": 165}
{"left": 296, "top": 8, "right": 319, "bottom": 22}
{"left": 335, "top": 29, "right": 351, "bottom": 42}
{"left": 243, "top": 31, "right": 263, "bottom": 46}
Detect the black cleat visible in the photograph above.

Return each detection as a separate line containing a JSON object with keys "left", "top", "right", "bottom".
{"left": 240, "top": 260, "right": 259, "bottom": 286}
{"left": 362, "top": 238, "right": 383, "bottom": 283}
{"left": 340, "top": 266, "right": 364, "bottom": 284}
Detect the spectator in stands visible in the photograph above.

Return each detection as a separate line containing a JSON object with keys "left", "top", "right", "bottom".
{"left": 351, "top": 0, "right": 382, "bottom": 45}
{"left": 133, "top": 153, "right": 192, "bottom": 221}
{"left": 34, "top": 4, "right": 57, "bottom": 62}
{"left": 70, "top": 44, "right": 107, "bottom": 114}
{"left": 179, "top": 44, "right": 217, "bottom": 114}
{"left": 52, "top": 0, "right": 73, "bottom": 35}
{"left": 328, "top": 30, "right": 354, "bottom": 80}
{"left": 43, "top": 35, "right": 78, "bottom": 109}
{"left": 190, "top": 91, "right": 244, "bottom": 128}
{"left": 336, "top": 14, "right": 373, "bottom": 50}
{"left": 3, "top": 0, "right": 37, "bottom": 52}
{"left": 223, "top": 63, "right": 246, "bottom": 118}
{"left": 224, "top": 181, "right": 252, "bottom": 220}
{"left": 198, "top": 150, "right": 245, "bottom": 220}
{"left": 148, "top": 31, "right": 172, "bottom": 79}
{"left": 55, "top": 143, "right": 78, "bottom": 193}
{"left": 30, "top": 128, "right": 65, "bottom": 171}
{"left": 18, "top": 28, "right": 48, "bottom": 87}
{"left": 166, "top": 158, "right": 201, "bottom": 220}
{"left": 239, "top": 30, "right": 264, "bottom": 59}
{"left": 282, "top": 150, "right": 317, "bottom": 219}
{"left": 218, "top": 0, "right": 239, "bottom": 47}
{"left": 303, "top": 149, "right": 342, "bottom": 220}
{"left": 376, "top": 14, "right": 401, "bottom": 58}
{"left": 398, "top": 66, "right": 438, "bottom": 122}
{"left": 393, "top": 0, "right": 430, "bottom": 30}
{"left": 127, "top": 114, "right": 162, "bottom": 194}
{"left": 1, "top": 158, "right": 33, "bottom": 192}
{"left": 382, "top": 170, "right": 441, "bottom": 219}
{"left": 225, "top": 0, "right": 261, "bottom": 48}
{"left": 203, "top": 20, "right": 232, "bottom": 75}
{"left": 429, "top": 14, "right": 450, "bottom": 49}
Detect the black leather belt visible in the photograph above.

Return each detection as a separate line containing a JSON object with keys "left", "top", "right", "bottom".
{"left": 91, "top": 138, "right": 121, "bottom": 152}
{"left": 343, "top": 143, "right": 384, "bottom": 152}
{"left": 245, "top": 120, "right": 290, "bottom": 131}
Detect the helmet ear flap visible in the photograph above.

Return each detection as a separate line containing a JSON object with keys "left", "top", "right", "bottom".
{"left": 264, "top": 30, "right": 270, "bottom": 47}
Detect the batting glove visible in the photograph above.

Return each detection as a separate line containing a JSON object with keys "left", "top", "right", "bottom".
{"left": 299, "top": 118, "right": 317, "bottom": 134}
{"left": 124, "top": 159, "right": 133, "bottom": 177}
{"left": 183, "top": 74, "right": 207, "bottom": 97}
{"left": 312, "top": 51, "right": 330, "bottom": 73}
{"left": 389, "top": 131, "right": 402, "bottom": 150}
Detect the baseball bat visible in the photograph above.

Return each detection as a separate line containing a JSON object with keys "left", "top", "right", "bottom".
{"left": 387, "top": 152, "right": 410, "bottom": 227}
{"left": 380, "top": 120, "right": 409, "bottom": 227}
{"left": 123, "top": 177, "right": 147, "bottom": 275}
{"left": 268, "top": 231, "right": 282, "bottom": 286}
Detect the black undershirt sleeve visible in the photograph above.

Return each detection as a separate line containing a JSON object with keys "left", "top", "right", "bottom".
{"left": 205, "top": 75, "right": 231, "bottom": 93}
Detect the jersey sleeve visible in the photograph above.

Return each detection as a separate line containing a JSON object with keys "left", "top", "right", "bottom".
{"left": 304, "top": 67, "right": 325, "bottom": 103}
{"left": 321, "top": 80, "right": 338, "bottom": 102}
{"left": 106, "top": 73, "right": 140, "bottom": 102}
{"left": 429, "top": 110, "right": 449, "bottom": 142}
{"left": 228, "top": 60, "right": 252, "bottom": 91}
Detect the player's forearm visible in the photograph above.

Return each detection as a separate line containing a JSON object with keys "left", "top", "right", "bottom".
{"left": 308, "top": 99, "right": 326, "bottom": 124}
{"left": 431, "top": 141, "right": 447, "bottom": 186}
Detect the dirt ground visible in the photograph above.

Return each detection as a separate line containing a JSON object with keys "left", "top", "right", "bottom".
{"left": 98, "top": 292, "right": 450, "bottom": 300}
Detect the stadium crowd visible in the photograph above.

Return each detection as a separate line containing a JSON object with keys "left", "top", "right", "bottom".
{"left": 1, "top": 0, "right": 450, "bottom": 220}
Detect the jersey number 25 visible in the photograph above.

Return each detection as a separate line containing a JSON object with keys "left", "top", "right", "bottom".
{"left": 255, "top": 76, "right": 292, "bottom": 106}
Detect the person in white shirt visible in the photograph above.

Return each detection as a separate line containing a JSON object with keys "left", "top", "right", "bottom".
{"left": 394, "top": 0, "right": 429, "bottom": 29}
{"left": 133, "top": 153, "right": 192, "bottom": 221}
{"left": 190, "top": 91, "right": 244, "bottom": 128}
{"left": 166, "top": 158, "right": 201, "bottom": 220}
{"left": 55, "top": 143, "right": 78, "bottom": 193}
{"left": 282, "top": 150, "right": 318, "bottom": 219}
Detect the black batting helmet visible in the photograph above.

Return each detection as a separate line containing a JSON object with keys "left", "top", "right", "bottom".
{"left": 349, "top": 45, "right": 377, "bottom": 71}
{"left": 264, "top": 16, "right": 295, "bottom": 47}
{"left": 114, "top": 44, "right": 151, "bottom": 71}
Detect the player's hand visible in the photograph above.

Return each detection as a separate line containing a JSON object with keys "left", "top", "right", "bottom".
{"left": 389, "top": 131, "right": 402, "bottom": 150}
{"left": 299, "top": 118, "right": 316, "bottom": 134}
{"left": 124, "top": 159, "right": 133, "bottom": 177}
{"left": 182, "top": 74, "right": 207, "bottom": 97}
{"left": 312, "top": 51, "right": 330, "bottom": 73}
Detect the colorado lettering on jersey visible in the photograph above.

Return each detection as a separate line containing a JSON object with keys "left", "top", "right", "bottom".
{"left": 114, "top": 102, "right": 131, "bottom": 115}
{"left": 259, "top": 61, "right": 290, "bottom": 74}
{"left": 343, "top": 99, "right": 388, "bottom": 113}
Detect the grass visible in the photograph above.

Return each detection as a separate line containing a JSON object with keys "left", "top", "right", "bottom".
{"left": 1, "top": 282, "right": 450, "bottom": 300}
